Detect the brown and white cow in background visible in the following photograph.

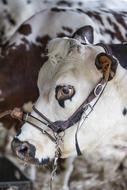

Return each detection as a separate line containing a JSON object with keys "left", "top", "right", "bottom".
{"left": 0, "top": 0, "right": 127, "bottom": 45}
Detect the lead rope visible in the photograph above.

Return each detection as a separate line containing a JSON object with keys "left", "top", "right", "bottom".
{"left": 0, "top": 108, "right": 23, "bottom": 121}
{"left": 49, "top": 133, "right": 63, "bottom": 190}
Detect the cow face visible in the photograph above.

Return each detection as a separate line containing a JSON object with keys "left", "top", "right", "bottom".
{"left": 12, "top": 26, "right": 118, "bottom": 165}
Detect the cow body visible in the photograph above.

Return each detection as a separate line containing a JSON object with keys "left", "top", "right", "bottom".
{"left": 0, "top": 0, "right": 46, "bottom": 44}
{"left": 0, "top": 0, "right": 127, "bottom": 44}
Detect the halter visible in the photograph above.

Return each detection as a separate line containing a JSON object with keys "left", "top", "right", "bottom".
{"left": 0, "top": 43, "right": 112, "bottom": 155}
{"left": 27, "top": 77, "right": 108, "bottom": 154}
{"left": 21, "top": 43, "right": 111, "bottom": 155}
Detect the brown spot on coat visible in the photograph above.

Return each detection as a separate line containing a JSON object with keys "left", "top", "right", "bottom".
{"left": 18, "top": 24, "right": 32, "bottom": 36}
{"left": 107, "top": 17, "right": 113, "bottom": 25}
{"left": 6, "top": 13, "right": 16, "bottom": 25}
{"left": 57, "top": 33, "right": 67, "bottom": 37}
{"left": 113, "top": 12, "right": 127, "bottom": 30}
{"left": 56, "top": 0, "right": 73, "bottom": 7}
{"left": 76, "top": 8, "right": 85, "bottom": 14}
{"left": 36, "top": 35, "right": 51, "bottom": 47}
{"left": 106, "top": 12, "right": 127, "bottom": 42}
{"left": 0, "top": 35, "right": 50, "bottom": 129}
{"left": 51, "top": 7, "right": 66, "bottom": 12}
{"left": 86, "top": 11, "right": 104, "bottom": 25}
{"left": 113, "top": 23, "right": 125, "bottom": 42}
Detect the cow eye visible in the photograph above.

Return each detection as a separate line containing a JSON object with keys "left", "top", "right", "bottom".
{"left": 55, "top": 85, "right": 75, "bottom": 101}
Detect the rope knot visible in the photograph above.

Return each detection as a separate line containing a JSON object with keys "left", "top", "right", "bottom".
{"left": 0, "top": 107, "right": 23, "bottom": 121}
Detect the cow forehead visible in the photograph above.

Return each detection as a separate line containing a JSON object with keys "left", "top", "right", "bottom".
{"left": 47, "top": 37, "right": 103, "bottom": 60}
{"left": 47, "top": 37, "right": 83, "bottom": 58}
{"left": 38, "top": 38, "right": 103, "bottom": 89}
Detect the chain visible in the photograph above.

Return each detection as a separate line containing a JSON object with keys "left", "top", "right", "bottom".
{"left": 49, "top": 132, "right": 64, "bottom": 190}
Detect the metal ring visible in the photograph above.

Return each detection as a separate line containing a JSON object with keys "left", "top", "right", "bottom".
{"left": 94, "top": 83, "right": 103, "bottom": 97}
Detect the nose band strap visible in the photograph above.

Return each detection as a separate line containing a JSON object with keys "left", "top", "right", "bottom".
{"left": 23, "top": 113, "right": 56, "bottom": 143}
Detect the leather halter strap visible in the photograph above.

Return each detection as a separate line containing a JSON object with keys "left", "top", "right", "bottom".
{"left": 22, "top": 113, "right": 56, "bottom": 142}
{"left": 23, "top": 78, "right": 107, "bottom": 133}
{"left": 95, "top": 43, "right": 110, "bottom": 54}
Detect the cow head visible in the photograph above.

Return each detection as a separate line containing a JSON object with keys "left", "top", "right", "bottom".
{"left": 12, "top": 26, "right": 119, "bottom": 165}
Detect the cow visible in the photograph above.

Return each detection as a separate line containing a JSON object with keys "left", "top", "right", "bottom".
{"left": 0, "top": 2, "right": 126, "bottom": 188}
{"left": 0, "top": 0, "right": 127, "bottom": 45}
{"left": 0, "top": 3, "right": 126, "bottom": 153}
{"left": 0, "top": 6, "right": 127, "bottom": 137}
{"left": 0, "top": 0, "right": 47, "bottom": 45}
{"left": 0, "top": 3, "right": 127, "bottom": 127}
{"left": 11, "top": 25, "right": 127, "bottom": 166}
{"left": 1, "top": 6, "right": 127, "bottom": 115}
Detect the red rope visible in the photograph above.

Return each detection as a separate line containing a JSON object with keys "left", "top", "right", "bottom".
{"left": 0, "top": 110, "right": 12, "bottom": 118}
{"left": 0, "top": 108, "right": 23, "bottom": 121}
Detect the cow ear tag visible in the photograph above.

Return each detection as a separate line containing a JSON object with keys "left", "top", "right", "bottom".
{"left": 95, "top": 53, "right": 118, "bottom": 81}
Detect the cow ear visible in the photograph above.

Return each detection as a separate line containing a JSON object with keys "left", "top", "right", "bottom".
{"left": 72, "top": 25, "right": 94, "bottom": 44}
{"left": 95, "top": 53, "right": 118, "bottom": 81}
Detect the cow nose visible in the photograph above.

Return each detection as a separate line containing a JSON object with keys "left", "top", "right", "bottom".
{"left": 11, "top": 138, "right": 35, "bottom": 160}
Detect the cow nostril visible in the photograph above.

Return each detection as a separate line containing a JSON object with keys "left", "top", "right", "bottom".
{"left": 12, "top": 138, "right": 36, "bottom": 160}
{"left": 18, "top": 143, "right": 29, "bottom": 155}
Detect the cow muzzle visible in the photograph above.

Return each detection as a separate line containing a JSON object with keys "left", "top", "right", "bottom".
{"left": 11, "top": 138, "right": 39, "bottom": 164}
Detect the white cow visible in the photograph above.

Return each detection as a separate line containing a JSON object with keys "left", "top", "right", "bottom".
{"left": 12, "top": 26, "right": 127, "bottom": 166}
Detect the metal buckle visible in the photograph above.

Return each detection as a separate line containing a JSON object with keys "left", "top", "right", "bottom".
{"left": 23, "top": 112, "right": 29, "bottom": 122}
{"left": 94, "top": 83, "right": 103, "bottom": 97}
{"left": 83, "top": 104, "right": 93, "bottom": 116}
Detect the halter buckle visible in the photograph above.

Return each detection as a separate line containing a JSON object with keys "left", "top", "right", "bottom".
{"left": 83, "top": 104, "right": 93, "bottom": 116}
{"left": 94, "top": 83, "right": 103, "bottom": 96}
